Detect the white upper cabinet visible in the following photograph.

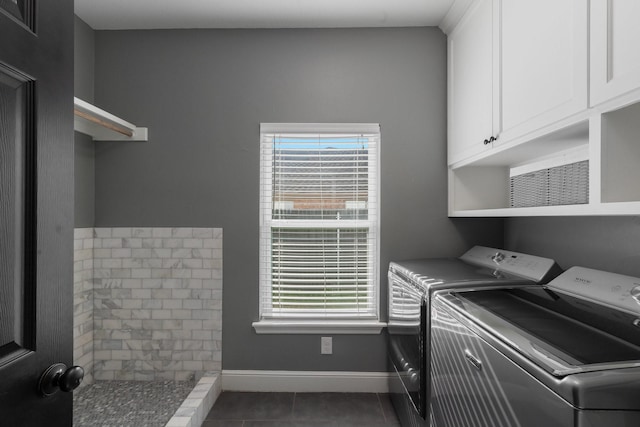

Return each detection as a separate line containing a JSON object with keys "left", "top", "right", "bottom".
{"left": 448, "top": 0, "right": 498, "bottom": 165}
{"left": 448, "top": 0, "right": 587, "bottom": 166}
{"left": 499, "top": 0, "right": 588, "bottom": 141}
{"left": 446, "top": 0, "right": 640, "bottom": 216}
{"left": 590, "top": 0, "right": 640, "bottom": 107}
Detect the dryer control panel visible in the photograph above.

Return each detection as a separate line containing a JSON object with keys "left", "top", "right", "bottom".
{"left": 460, "top": 246, "right": 559, "bottom": 283}
{"left": 548, "top": 266, "right": 640, "bottom": 315}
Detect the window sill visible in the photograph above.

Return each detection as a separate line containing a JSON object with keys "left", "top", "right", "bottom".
{"left": 252, "top": 320, "right": 387, "bottom": 335}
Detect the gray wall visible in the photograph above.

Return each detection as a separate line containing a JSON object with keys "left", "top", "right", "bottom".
{"left": 92, "top": 27, "right": 503, "bottom": 372}
{"left": 74, "top": 16, "right": 95, "bottom": 227}
{"left": 505, "top": 217, "right": 640, "bottom": 277}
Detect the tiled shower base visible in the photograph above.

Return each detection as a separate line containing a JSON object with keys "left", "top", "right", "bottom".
{"left": 74, "top": 380, "right": 194, "bottom": 427}
{"left": 73, "top": 374, "right": 220, "bottom": 427}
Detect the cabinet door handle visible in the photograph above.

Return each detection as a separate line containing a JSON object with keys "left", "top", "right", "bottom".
{"left": 464, "top": 349, "right": 483, "bottom": 371}
{"left": 483, "top": 136, "right": 497, "bottom": 145}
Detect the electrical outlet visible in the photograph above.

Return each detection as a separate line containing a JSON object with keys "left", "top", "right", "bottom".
{"left": 321, "top": 336, "right": 332, "bottom": 354}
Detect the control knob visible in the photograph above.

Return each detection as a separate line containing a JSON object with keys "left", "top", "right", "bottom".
{"left": 492, "top": 252, "right": 505, "bottom": 264}
{"left": 631, "top": 285, "right": 640, "bottom": 306}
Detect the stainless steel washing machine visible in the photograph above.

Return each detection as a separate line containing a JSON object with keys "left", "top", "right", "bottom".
{"left": 432, "top": 266, "right": 640, "bottom": 427}
{"left": 387, "top": 246, "right": 560, "bottom": 427}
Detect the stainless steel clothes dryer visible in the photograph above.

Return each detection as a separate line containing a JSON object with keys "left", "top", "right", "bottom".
{"left": 387, "top": 246, "right": 560, "bottom": 427}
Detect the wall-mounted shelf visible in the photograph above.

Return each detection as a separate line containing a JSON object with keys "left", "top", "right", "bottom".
{"left": 74, "top": 97, "right": 148, "bottom": 141}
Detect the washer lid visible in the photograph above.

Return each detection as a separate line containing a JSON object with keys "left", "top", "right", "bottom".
{"left": 389, "top": 246, "right": 559, "bottom": 293}
{"left": 390, "top": 258, "right": 528, "bottom": 288}
{"left": 457, "top": 287, "right": 640, "bottom": 373}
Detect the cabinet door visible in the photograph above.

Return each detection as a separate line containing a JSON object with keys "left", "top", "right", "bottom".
{"left": 448, "top": 0, "right": 498, "bottom": 165}
{"left": 499, "top": 0, "right": 587, "bottom": 142}
{"left": 590, "top": 0, "right": 640, "bottom": 106}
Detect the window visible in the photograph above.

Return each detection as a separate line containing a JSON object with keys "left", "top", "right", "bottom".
{"left": 256, "top": 123, "right": 381, "bottom": 333}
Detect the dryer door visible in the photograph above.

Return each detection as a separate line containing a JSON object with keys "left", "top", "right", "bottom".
{"left": 388, "top": 269, "right": 427, "bottom": 418}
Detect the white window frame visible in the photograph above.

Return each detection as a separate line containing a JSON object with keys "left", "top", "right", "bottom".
{"left": 253, "top": 123, "right": 384, "bottom": 334}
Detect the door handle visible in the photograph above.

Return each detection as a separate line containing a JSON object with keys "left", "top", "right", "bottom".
{"left": 38, "top": 363, "right": 84, "bottom": 396}
{"left": 464, "top": 349, "right": 482, "bottom": 371}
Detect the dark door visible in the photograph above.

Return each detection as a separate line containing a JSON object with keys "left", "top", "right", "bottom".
{"left": 0, "top": 0, "right": 74, "bottom": 425}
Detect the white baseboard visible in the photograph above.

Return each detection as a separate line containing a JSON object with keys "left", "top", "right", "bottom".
{"left": 221, "top": 370, "right": 391, "bottom": 393}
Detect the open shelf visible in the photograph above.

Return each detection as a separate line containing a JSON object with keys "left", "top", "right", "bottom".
{"left": 600, "top": 102, "right": 640, "bottom": 204}
{"left": 450, "top": 99, "right": 640, "bottom": 216}
{"left": 449, "top": 120, "right": 591, "bottom": 214}
{"left": 450, "top": 202, "right": 640, "bottom": 217}
{"left": 74, "top": 97, "right": 148, "bottom": 141}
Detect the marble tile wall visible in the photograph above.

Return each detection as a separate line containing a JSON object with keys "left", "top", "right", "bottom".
{"left": 73, "top": 227, "right": 223, "bottom": 382}
{"left": 74, "top": 228, "right": 96, "bottom": 386}
{"left": 165, "top": 372, "right": 221, "bottom": 427}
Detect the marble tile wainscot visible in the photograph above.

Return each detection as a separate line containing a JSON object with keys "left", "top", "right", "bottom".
{"left": 73, "top": 227, "right": 223, "bottom": 382}
{"left": 74, "top": 228, "right": 96, "bottom": 387}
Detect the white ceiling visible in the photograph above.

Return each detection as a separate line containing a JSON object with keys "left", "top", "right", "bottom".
{"left": 74, "top": 0, "right": 456, "bottom": 30}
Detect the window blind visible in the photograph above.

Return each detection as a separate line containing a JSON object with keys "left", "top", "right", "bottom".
{"left": 259, "top": 124, "right": 380, "bottom": 319}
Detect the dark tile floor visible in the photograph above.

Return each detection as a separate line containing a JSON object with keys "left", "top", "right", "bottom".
{"left": 203, "top": 391, "right": 401, "bottom": 426}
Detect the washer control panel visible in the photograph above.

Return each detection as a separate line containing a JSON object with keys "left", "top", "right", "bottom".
{"left": 460, "top": 246, "right": 559, "bottom": 283}
{"left": 548, "top": 266, "right": 640, "bottom": 314}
